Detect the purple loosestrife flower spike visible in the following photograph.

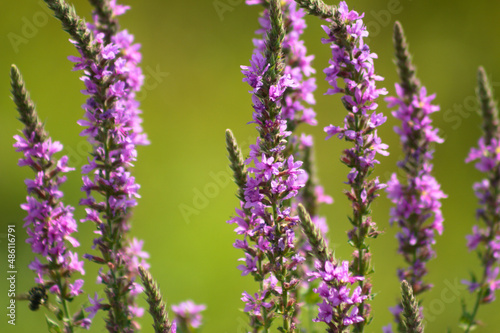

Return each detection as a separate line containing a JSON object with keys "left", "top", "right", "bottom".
{"left": 321, "top": 2, "right": 388, "bottom": 329}
{"left": 462, "top": 67, "right": 500, "bottom": 333}
{"left": 400, "top": 281, "right": 424, "bottom": 333}
{"left": 11, "top": 64, "right": 86, "bottom": 332}
{"left": 384, "top": 22, "right": 446, "bottom": 332}
{"left": 43, "top": 1, "right": 150, "bottom": 331}
{"left": 138, "top": 266, "right": 175, "bottom": 333}
{"left": 247, "top": 1, "right": 326, "bottom": 326}
{"left": 229, "top": 0, "right": 308, "bottom": 331}
{"left": 248, "top": 0, "right": 318, "bottom": 131}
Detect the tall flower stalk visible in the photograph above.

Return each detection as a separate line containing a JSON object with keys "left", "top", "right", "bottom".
{"left": 11, "top": 64, "right": 87, "bottom": 331}
{"left": 245, "top": 1, "right": 334, "bottom": 328}
{"left": 384, "top": 22, "right": 446, "bottom": 332}
{"left": 42, "top": 1, "right": 149, "bottom": 331}
{"left": 461, "top": 67, "right": 500, "bottom": 332}
{"left": 227, "top": 0, "right": 307, "bottom": 331}
{"left": 320, "top": 2, "right": 388, "bottom": 330}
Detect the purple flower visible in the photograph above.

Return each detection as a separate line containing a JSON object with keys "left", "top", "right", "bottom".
{"left": 237, "top": 253, "right": 258, "bottom": 276}
{"left": 69, "top": 279, "right": 84, "bottom": 297}
{"left": 85, "top": 292, "right": 105, "bottom": 320}
{"left": 241, "top": 53, "right": 269, "bottom": 93}
{"left": 172, "top": 300, "right": 206, "bottom": 329}
{"left": 241, "top": 291, "right": 273, "bottom": 316}
{"left": 315, "top": 300, "right": 334, "bottom": 323}
{"left": 382, "top": 324, "right": 395, "bottom": 333}
{"left": 269, "top": 74, "right": 297, "bottom": 101}
{"left": 310, "top": 260, "right": 367, "bottom": 328}
{"left": 343, "top": 306, "right": 364, "bottom": 325}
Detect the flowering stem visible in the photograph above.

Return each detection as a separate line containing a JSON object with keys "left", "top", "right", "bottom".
{"left": 384, "top": 22, "right": 446, "bottom": 332}
{"left": 60, "top": 291, "right": 74, "bottom": 333}
{"left": 464, "top": 288, "right": 484, "bottom": 333}
{"left": 320, "top": 3, "right": 390, "bottom": 330}
{"left": 463, "top": 67, "right": 500, "bottom": 332}
{"left": 43, "top": 1, "right": 150, "bottom": 331}
{"left": 11, "top": 64, "right": 83, "bottom": 332}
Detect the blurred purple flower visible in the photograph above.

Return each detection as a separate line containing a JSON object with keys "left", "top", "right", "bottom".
{"left": 172, "top": 300, "right": 206, "bottom": 329}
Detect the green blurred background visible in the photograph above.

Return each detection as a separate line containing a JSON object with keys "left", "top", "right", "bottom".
{"left": 1, "top": 0, "right": 500, "bottom": 332}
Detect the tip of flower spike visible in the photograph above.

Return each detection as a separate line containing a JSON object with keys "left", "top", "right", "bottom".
{"left": 400, "top": 280, "right": 424, "bottom": 333}
{"left": 392, "top": 21, "right": 420, "bottom": 95}
{"left": 138, "top": 265, "right": 175, "bottom": 333}
{"left": 476, "top": 66, "right": 499, "bottom": 143}
{"left": 393, "top": 21, "right": 403, "bottom": 38}
{"left": 10, "top": 64, "right": 48, "bottom": 143}
{"left": 297, "top": 204, "right": 332, "bottom": 263}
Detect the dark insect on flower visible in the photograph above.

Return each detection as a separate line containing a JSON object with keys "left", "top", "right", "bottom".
{"left": 28, "top": 285, "right": 48, "bottom": 311}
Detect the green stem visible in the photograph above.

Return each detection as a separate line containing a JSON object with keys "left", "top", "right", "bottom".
{"left": 61, "top": 296, "right": 74, "bottom": 333}
{"left": 281, "top": 279, "right": 290, "bottom": 332}
{"left": 464, "top": 287, "right": 484, "bottom": 333}
{"left": 51, "top": 270, "right": 74, "bottom": 333}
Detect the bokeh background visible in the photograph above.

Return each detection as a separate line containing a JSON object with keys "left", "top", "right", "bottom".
{"left": 1, "top": 0, "right": 500, "bottom": 332}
